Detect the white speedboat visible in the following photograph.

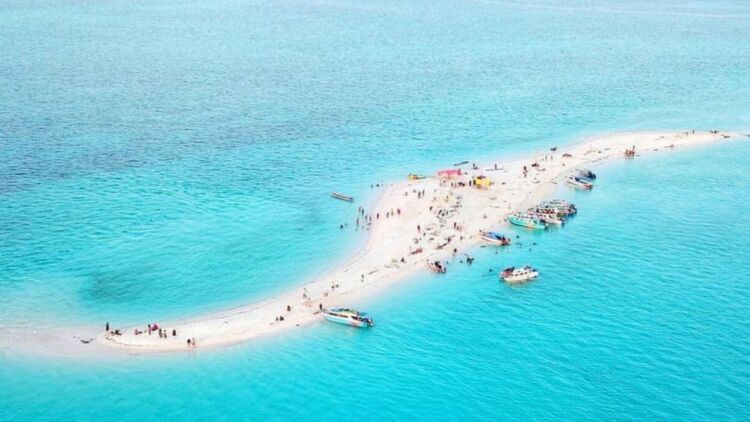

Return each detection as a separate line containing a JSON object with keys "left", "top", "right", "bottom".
{"left": 565, "top": 176, "right": 593, "bottom": 190}
{"left": 500, "top": 265, "right": 539, "bottom": 284}
{"left": 479, "top": 231, "right": 512, "bottom": 246}
{"left": 322, "top": 308, "right": 374, "bottom": 328}
{"left": 531, "top": 212, "right": 564, "bottom": 226}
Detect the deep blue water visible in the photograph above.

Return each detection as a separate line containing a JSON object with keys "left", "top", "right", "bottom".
{"left": 1, "top": 0, "right": 750, "bottom": 419}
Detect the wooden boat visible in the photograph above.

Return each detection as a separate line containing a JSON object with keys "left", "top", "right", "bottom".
{"left": 453, "top": 160, "right": 469, "bottom": 166}
{"left": 479, "top": 231, "right": 512, "bottom": 246}
{"left": 427, "top": 260, "right": 447, "bottom": 273}
{"left": 331, "top": 192, "right": 354, "bottom": 202}
{"left": 508, "top": 213, "right": 548, "bottom": 230}
{"left": 407, "top": 173, "right": 426, "bottom": 180}
{"left": 322, "top": 308, "right": 374, "bottom": 328}
{"left": 501, "top": 265, "right": 539, "bottom": 284}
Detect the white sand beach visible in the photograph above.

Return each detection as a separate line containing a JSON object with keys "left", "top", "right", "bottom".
{"left": 1, "top": 130, "right": 740, "bottom": 358}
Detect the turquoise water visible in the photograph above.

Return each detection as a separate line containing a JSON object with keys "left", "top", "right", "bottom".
{"left": 2, "top": 0, "right": 750, "bottom": 419}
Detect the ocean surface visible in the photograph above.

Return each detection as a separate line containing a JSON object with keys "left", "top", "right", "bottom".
{"left": 1, "top": 0, "right": 750, "bottom": 419}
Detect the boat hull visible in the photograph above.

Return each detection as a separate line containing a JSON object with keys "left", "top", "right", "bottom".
{"left": 508, "top": 217, "right": 547, "bottom": 230}
{"left": 480, "top": 235, "right": 511, "bottom": 246}
{"left": 502, "top": 272, "right": 539, "bottom": 284}
{"left": 331, "top": 192, "right": 354, "bottom": 202}
{"left": 565, "top": 178, "right": 593, "bottom": 190}
{"left": 323, "top": 314, "right": 372, "bottom": 328}
{"left": 480, "top": 232, "right": 512, "bottom": 246}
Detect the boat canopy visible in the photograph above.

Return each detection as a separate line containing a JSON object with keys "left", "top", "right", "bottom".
{"left": 437, "top": 169, "right": 462, "bottom": 179}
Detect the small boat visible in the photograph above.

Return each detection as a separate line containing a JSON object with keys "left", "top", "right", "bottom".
{"left": 322, "top": 308, "right": 374, "bottom": 328}
{"left": 565, "top": 176, "right": 593, "bottom": 190}
{"left": 529, "top": 212, "right": 564, "bottom": 226}
{"left": 331, "top": 192, "right": 354, "bottom": 202}
{"left": 578, "top": 168, "right": 596, "bottom": 180}
{"left": 500, "top": 265, "right": 539, "bottom": 284}
{"left": 508, "top": 213, "right": 548, "bottom": 230}
{"left": 479, "top": 231, "right": 512, "bottom": 246}
{"left": 407, "top": 173, "right": 426, "bottom": 180}
{"left": 531, "top": 206, "right": 563, "bottom": 217}
{"left": 427, "top": 260, "right": 447, "bottom": 273}
{"left": 539, "top": 200, "right": 577, "bottom": 216}
{"left": 453, "top": 160, "right": 469, "bottom": 166}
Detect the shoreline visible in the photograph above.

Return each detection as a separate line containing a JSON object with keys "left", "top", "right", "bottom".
{"left": 1, "top": 129, "right": 742, "bottom": 359}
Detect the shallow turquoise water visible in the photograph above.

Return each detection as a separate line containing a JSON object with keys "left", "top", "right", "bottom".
{"left": 1, "top": 0, "right": 750, "bottom": 419}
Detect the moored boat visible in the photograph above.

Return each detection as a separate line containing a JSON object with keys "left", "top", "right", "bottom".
{"left": 331, "top": 192, "right": 354, "bottom": 202}
{"left": 565, "top": 176, "right": 594, "bottom": 190}
{"left": 479, "top": 231, "right": 512, "bottom": 246}
{"left": 322, "top": 308, "right": 374, "bottom": 328}
{"left": 528, "top": 211, "right": 564, "bottom": 226}
{"left": 578, "top": 168, "right": 596, "bottom": 180}
{"left": 500, "top": 265, "right": 539, "bottom": 284}
{"left": 539, "top": 199, "right": 577, "bottom": 216}
{"left": 508, "top": 213, "right": 548, "bottom": 230}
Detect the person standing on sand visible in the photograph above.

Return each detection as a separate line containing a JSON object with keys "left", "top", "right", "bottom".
{"left": 105, "top": 322, "right": 109, "bottom": 332}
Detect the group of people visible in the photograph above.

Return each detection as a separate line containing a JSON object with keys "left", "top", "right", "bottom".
{"left": 274, "top": 304, "right": 295, "bottom": 323}
{"left": 105, "top": 322, "right": 123, "bottom": 337}
{"left": 104, "top": 321, "right": 183, "bottom": 344}
{"left": 104, "top": 322, "right": 122, "bottom": 336}
{"left": 131, "top": 323, "right": 178, "bottom": 339}
{"left": 353, "top": 206, "right": 373, "bottom": 231}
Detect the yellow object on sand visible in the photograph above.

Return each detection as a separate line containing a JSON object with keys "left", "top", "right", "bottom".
{"left": 474, "top": 175, "right": 491, "bottom": 188}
